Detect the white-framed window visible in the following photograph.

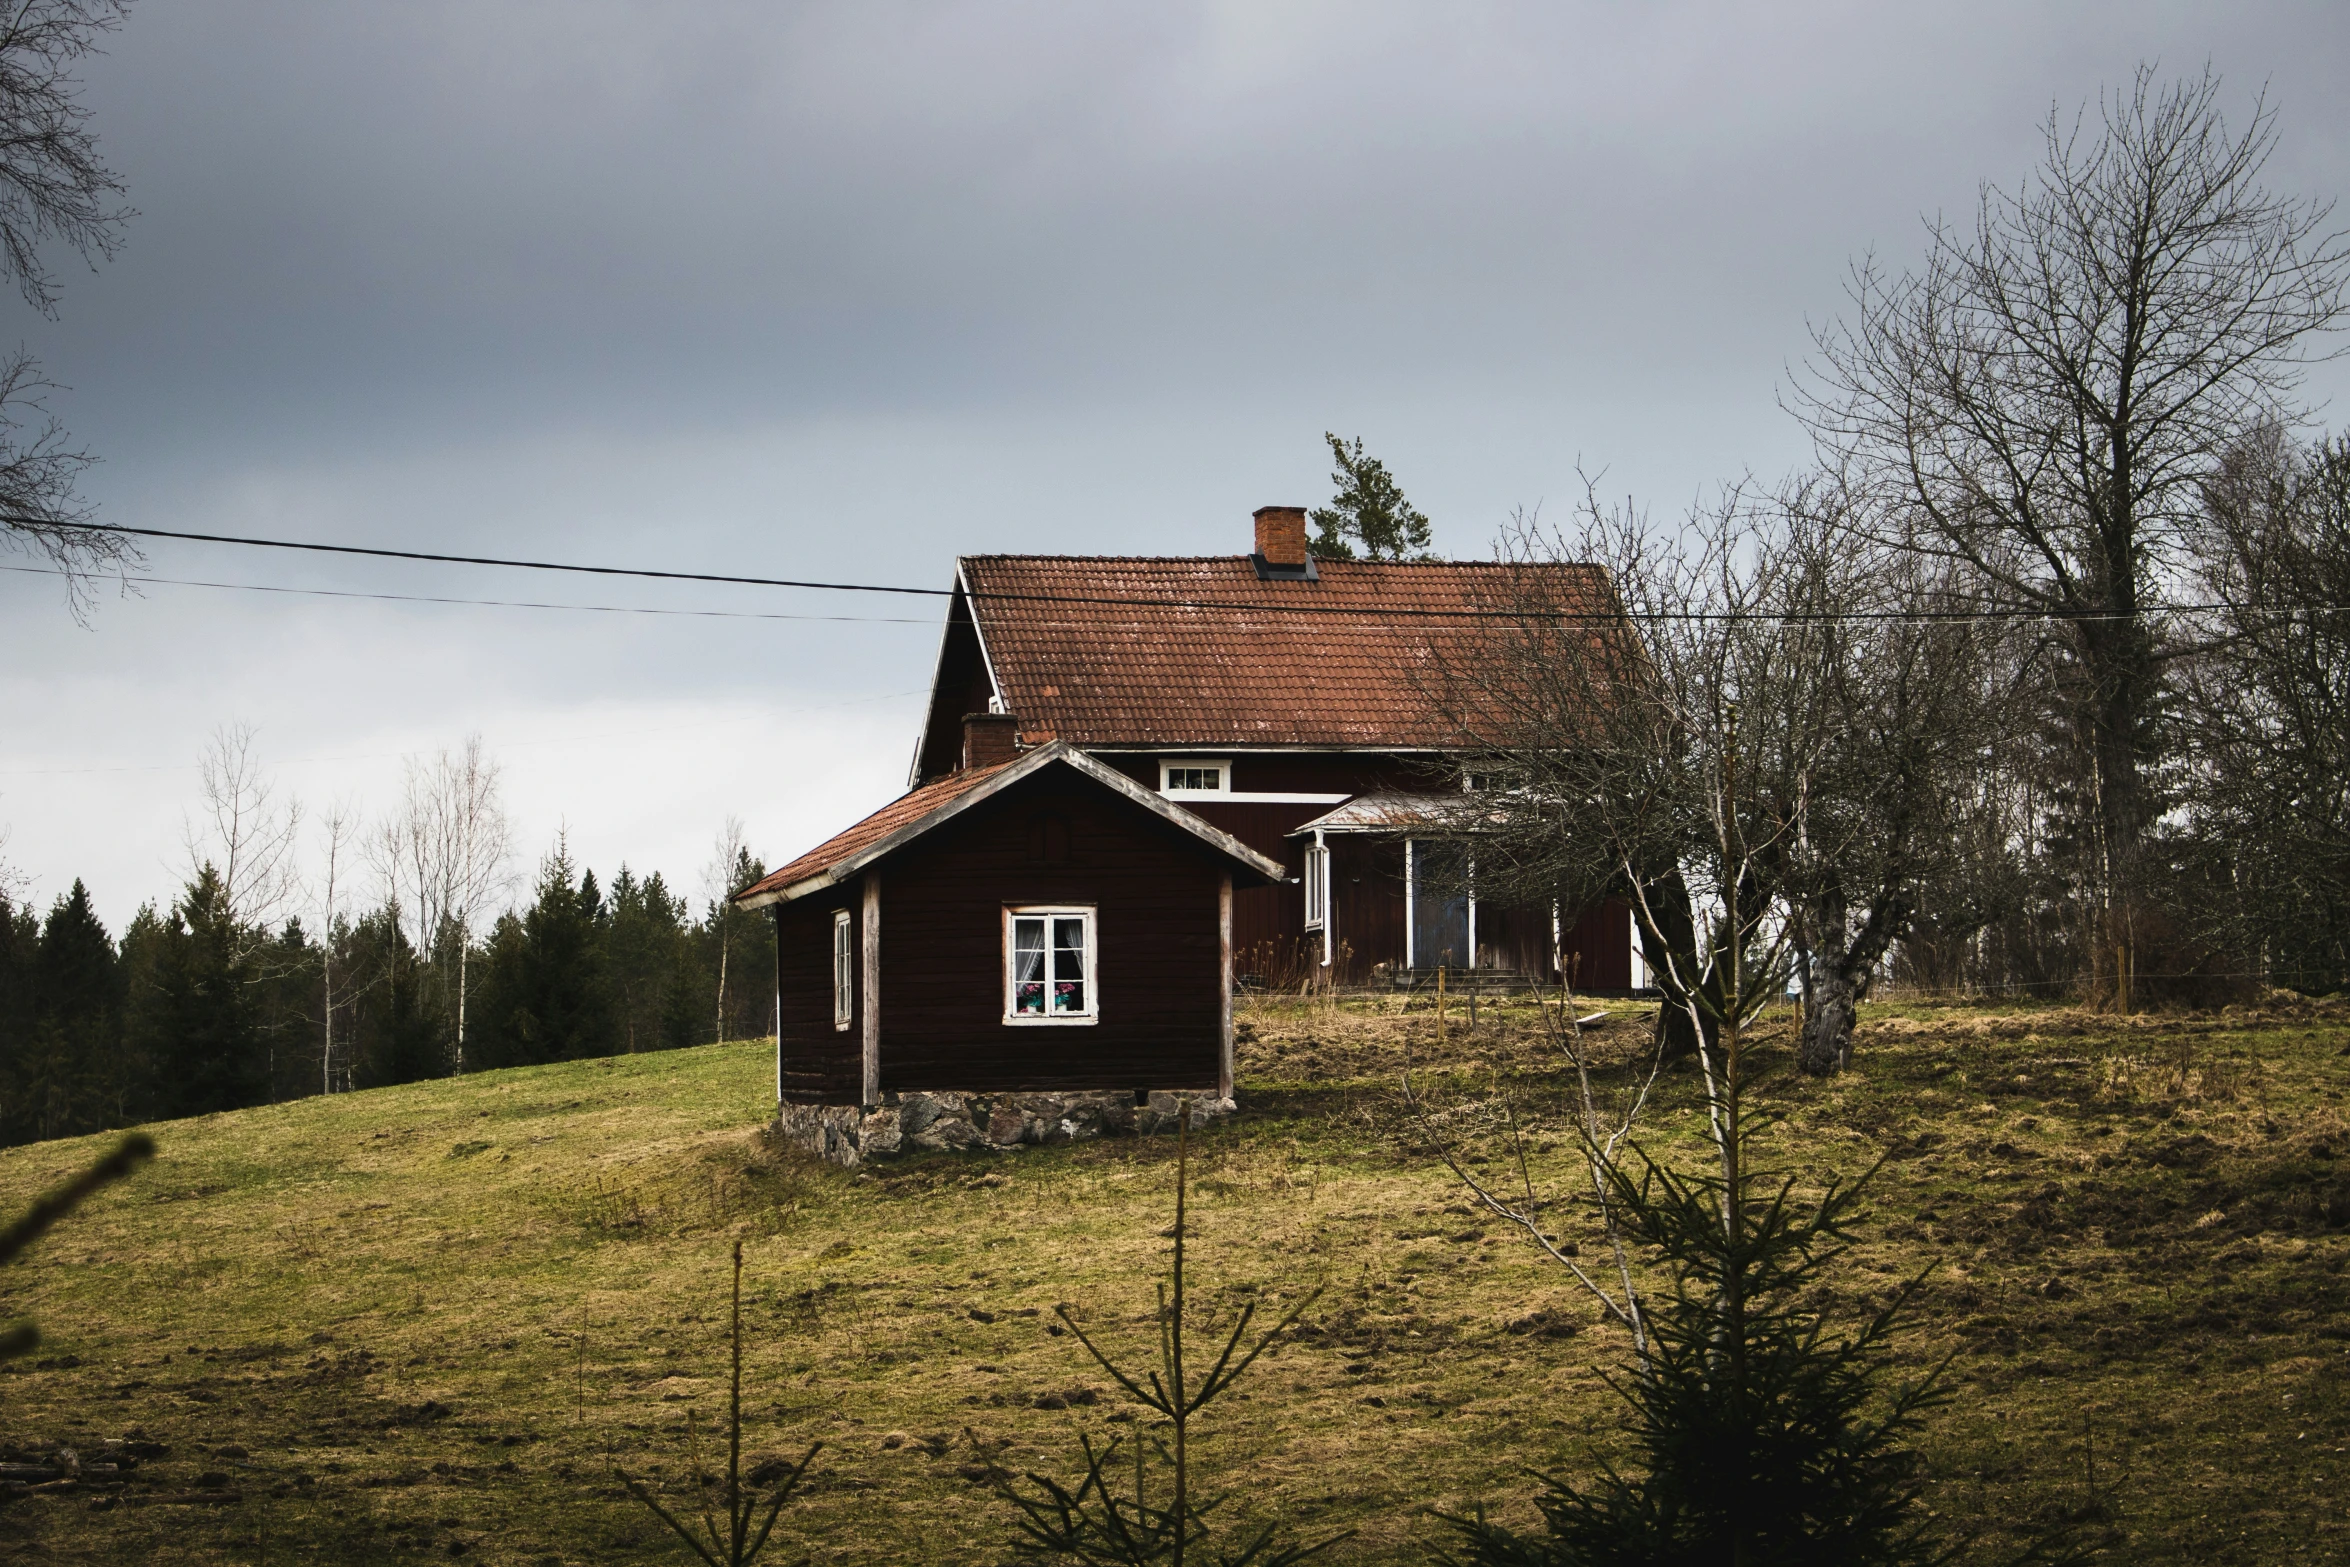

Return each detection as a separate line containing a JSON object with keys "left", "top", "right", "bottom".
{"left": 1303, "top": 841, "right": 1330, "bottom": 930}
{"left": 1159, "top": 758, "right": 1231, "bottom": 796}
{"left": 831, "top": 910, "right": 854, "bottom": 1030}
{"left": 1005, "top": 906, "right": 1098, "bottom": 1024}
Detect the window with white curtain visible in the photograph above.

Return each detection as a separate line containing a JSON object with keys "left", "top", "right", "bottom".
{"left": 1004, "top": 905, "right": 1098, "bottom": 1023}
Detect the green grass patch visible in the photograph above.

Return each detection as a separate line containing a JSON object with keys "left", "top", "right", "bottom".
{"left": 0, "top": 996, "right": 2342, "bottom": 1563}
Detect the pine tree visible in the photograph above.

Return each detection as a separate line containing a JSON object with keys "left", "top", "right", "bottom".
{"left": 1308, "top": 433, "right": 1433, "bottom": 560}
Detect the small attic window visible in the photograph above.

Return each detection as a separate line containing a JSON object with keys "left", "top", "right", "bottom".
{"left": 1161, "top": 760, "right": 1231, "bottom": 796}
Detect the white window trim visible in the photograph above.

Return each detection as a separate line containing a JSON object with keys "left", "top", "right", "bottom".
{"left": 1003, "top": 904, "right": 1100, "bottom": 1026}
{"left": 1305, "top": 829, "right": 1334, "bottom": 968}
{"left": 831, "top": 909, "right": 854, "bottom": 1031}
{"left": 1159, "top": 758, "right": 1233, "bottom": 796}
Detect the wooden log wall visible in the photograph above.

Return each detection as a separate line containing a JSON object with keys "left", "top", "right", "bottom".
{"left": 873, "top": 768, "right": 1229, "bottom": 1095}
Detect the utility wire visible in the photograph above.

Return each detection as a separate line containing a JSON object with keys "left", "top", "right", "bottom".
{"left": 31, "top": 518, "right": 952, "bottom": 597}
{"left": 0, "top": 563, "right": 935, "bottom": 624}
{"left": 19, "top": 516, "right": 2350, "bottom": 626}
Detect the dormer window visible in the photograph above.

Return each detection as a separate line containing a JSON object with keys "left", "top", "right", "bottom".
{"left": 1160, "top": 759, "right": 1231, "bottom": 797}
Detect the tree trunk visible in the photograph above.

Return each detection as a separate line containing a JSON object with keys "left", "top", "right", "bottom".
{"left": 1797, "top": 889, "right": 1911, "bottom": 1076}
{"left": 1797, "top": 964, "right": 1859, "bottom": 1076}
{"left": 455, "top": 927, "right": 469, "bottom": 1074}
{"left": 715, "top": 912, "right": 730, "bottom": 1046}
{"left": 2079, "top": 490, "right": 2155, "bottom": 1010}
{"left": 1636, "top": 869, "right": 1716, "bottom": 1064}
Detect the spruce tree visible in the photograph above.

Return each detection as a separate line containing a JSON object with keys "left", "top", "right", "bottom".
{"left": 23, "top": 882, "right": 120, "bottom": 1139}
{"left": 135, "top": 866, "right": 266, "bottom": 1117}
{"left": 609, "top": 865, "right": 688, "bottom": 1054}
{"left": 348, "top": 905, "right": 448, "bottom": 1088}
{"left": 0, "top": 893, "right": 37, "bottom": 1143}
{"left": 1437, "top": 1030, "right": 2013, "bottom": 1567}
{"left": 480, "top": 839, "right": 614, "bottom": 1066}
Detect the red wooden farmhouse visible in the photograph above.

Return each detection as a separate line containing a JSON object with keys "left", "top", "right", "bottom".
{"left": 734, "top": 506, "right": 1638, "bottom": 1161}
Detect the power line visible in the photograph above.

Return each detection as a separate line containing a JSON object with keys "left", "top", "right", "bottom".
{"left": 19, "top": 516, "right": 2350, "bottom": 625}
{"left": 0, "top": 563, "right": 934, "bottom": 624}
{"left": 34, "top": 518, "right": 952, "bottom": 598}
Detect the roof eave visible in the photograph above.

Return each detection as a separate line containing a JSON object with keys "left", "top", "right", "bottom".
{"left": 735, "top": 742, "right": 1285, "bottom": 910}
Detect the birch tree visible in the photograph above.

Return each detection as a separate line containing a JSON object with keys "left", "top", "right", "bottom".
{"left": 704, "top": 815, "right": 748, "bottom": 1044}
{"left": 315, "top": 801, "right": 358, "bottom": 1094}
{"left": 376, "top": 736, "right": 512, "bottom": 1073}
{"left": 184, "top": 723, "right": 302, "bottom": 953}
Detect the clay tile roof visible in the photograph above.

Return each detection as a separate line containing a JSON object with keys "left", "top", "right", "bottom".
{"left": 958, "top": 555, "right": 1614, "bottom": 749}
{"left": 736, "top": 757, "right": 1019, "bottom": 905}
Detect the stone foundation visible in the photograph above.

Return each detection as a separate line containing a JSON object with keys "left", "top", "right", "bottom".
{"left": 773, "top": 1090, "right": 1233, "bottom": 1168}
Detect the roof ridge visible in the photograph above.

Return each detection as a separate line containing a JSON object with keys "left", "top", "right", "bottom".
{"left": 958, "top": 553, "right": 1596, "bottom": 567}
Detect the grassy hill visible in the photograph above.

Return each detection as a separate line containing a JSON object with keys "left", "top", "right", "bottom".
{"left": 0, "top": 995, "right": 2343, "bottom": 1564}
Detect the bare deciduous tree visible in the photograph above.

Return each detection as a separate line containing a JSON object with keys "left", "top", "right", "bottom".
{"left": 375, "top": 736, "right": 512, "bottom": 1073}
{"left": 1421, "top": 483, "right": 1792, "bottom": 1064}
{"left": 1403, "top": 991, "right": 1665, "bottom": 1356}
{"left": 1425, "top": 475, "right": 1995, "bottom": 1073}
{"left": 0, "top": 824, "right": 25, "bottom": 905}
{"left": 1796, "top": 67, "right": 2350, "bottom": 1007}
{"left": 1761, "top": 478, "right": 2008, "bottom": 1071}
{"left": 705, "top": 815, "right": 748, "bottom": 1044}
{"left": 315, "top": 800, "right": 360, "bottom": 1094}
{"left": 185, "top": 722, "right": 303, "bottom": 947}
{"left": 2184, "top": 429, "right": 2350, "bottom": 991}
{"left": 0, "top": 1, "right": 137, "bottom": 612}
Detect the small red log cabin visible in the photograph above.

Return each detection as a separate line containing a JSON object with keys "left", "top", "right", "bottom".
{"left": 734, "top": 741, "right": 1282, "bottom": 1107}
{"left": 736, "top": 506, "right": 1641, "bottom": 1117}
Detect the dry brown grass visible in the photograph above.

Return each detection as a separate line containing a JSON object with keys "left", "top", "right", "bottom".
{"left": 0, "top": 993, "right": 2341, "bottom": 1563}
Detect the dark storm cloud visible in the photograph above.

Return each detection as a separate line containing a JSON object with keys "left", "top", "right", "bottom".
{"left": 6, "top": 1, "right": 2348, "bottom": 923}
{"left": 49, "top": 3, "right": 2341, "bottom": 464}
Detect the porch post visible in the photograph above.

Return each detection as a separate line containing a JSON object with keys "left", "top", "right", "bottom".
{"left": 772, "top": 906, "right": 783, "bottom": 1105}
{"left": 1404, "top": 839, "right": 1416, "bottom": 970}
{"left": 1218, "top": 870, "right": 1234, "bottom": 1102}
{"left": 861, "top": 870, "right": 881, "bottom": 1107}
{"left": 1314, "top": 826, "right": 1332, "bottom": 972}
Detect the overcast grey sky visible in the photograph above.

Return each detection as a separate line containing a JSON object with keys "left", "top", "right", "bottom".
{"left": 5, "top": 1, "right": 2348, "bottom": 930}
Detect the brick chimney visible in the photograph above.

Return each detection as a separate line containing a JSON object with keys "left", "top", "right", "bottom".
{"left": 962, "top": 711, "right": 1021, "bottom": 771}
{"left": 1253, "top": 505, "right": 1308, "bottom": 566}
{"left": 1251, "top": 505, "right": 1317, "bottom": 581}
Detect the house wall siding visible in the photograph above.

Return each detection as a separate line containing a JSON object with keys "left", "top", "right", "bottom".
{"left": 874, "top": 769, "right": 1226, "bottom": 1095}
{"left": 776, "top": 888, "right": 864, "bottom": 1103}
